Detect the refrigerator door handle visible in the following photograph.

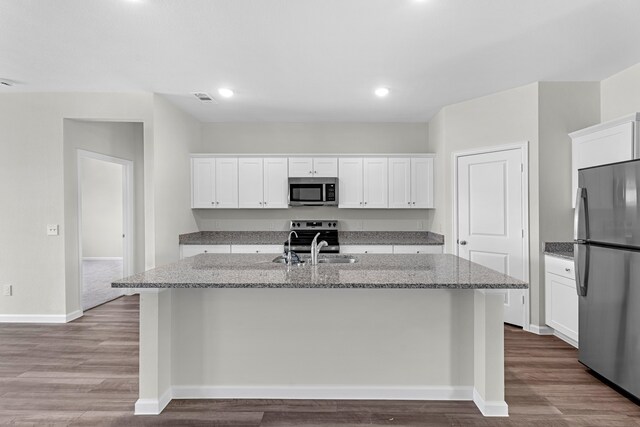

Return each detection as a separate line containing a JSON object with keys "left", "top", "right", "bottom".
{"left": 574, "top": 243, "right": 590, "bottom": 296}
{"left": 574, "top": 187, "right": 589, "bottom": 241}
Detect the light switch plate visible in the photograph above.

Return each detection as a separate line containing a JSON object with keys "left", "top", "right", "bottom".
{"left": 47, "top": 224, "right": 59, "bottom": 236}
{"left": 3, "top": 284, "right": 11, "bottom": 296}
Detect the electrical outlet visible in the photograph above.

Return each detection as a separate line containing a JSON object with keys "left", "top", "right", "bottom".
{"left": 3, "top": 284, "right": 12, "bottom": 296}
{"left": 47, "top": 224, "right": 59, "bottom": 236}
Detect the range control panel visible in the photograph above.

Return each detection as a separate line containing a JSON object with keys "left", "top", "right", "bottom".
{"left": 290, "top": 220, "right": 338, "bottom": 230}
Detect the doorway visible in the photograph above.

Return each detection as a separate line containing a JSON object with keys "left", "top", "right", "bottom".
{"left": 78, "top": 150, "right": 133, "bottom": 311}
{"left": 454, "top": 142, "right": 530, "bottom": 328}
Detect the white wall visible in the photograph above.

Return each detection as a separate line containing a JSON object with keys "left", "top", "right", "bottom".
{"left": 601, "top": 62, "right": 640, "bottom": 121}
{"left": 197, "top": 123, "right": 431, "bottom": 231}
{"left": 152, "top": 95, "right": 202, "bottom": 266}
{"left": 81, "top": 157, "right": 124, "bottom": 258}
{"left": 0, "top": 93, "right": 153, "bottom": 319}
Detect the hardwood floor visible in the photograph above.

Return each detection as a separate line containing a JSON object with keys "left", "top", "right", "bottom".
{"left": 1, "top": 295, "right": 639, "bottom": 426}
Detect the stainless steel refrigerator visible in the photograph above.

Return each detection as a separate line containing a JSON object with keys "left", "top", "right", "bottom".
{"left": 574, "top": 158, "right": 640, "bottom": 399}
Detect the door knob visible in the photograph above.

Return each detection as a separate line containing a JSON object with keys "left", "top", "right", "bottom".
{"left": 459, "top": 240, "right": 468, "bottom": 245}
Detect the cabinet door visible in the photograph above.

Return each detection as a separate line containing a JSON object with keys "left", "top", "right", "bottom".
{"left": 388, "top": 158, "right": 411, "bottom": 208}
{"left": 363, "top": 157, "right": 388, "bottom": 208}
{"left": 214, "top": 158, "right": 238, "bottom": 208}
{"left": 340, "top": 245, "right": 393, "bottom": 254}
{"left": 338, "top": 158, "right": 363, "bottom": 208}
{"left": 192, "top": 158, "right": 216, "bottom": 208}
{"left": 313, "top": 157, "right": 338, "bottom": 177}
{"left": 288, "top": 157, "right": 313, "bottom": 177}
{"left": 393, "top": 245, "right": 443, "bottom": 254}
{"left": 411, "top": 157, "right": 434, "bottom": 208}
{"left": 238, "top": 158, "right": 264, "bottom": 208}
{"left": 263, "top": 157, "right": 288, "bottom": 209}
{"left": 572, "top": 121, "right": 634, "bottom": 207}
{"left": 545, "top": 272, "right": 579, "bottom": 343}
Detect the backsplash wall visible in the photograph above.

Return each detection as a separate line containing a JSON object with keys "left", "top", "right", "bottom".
{"left": 194, "top": 122, "right": 434, "bottom": 232}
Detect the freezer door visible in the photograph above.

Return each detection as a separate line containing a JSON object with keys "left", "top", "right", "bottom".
{"left": 579, "top": 159, "right": 640, "bottom": 247}
{"left": 579, "top": 244, "right": 640, "bottom": 399}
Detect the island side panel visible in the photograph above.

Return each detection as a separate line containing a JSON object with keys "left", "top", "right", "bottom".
{"left": 135, "top": 289, "right": 173, "bottom": 415}
{"left": 473, "top": 290, "right": 508, "bottom": 416}
{"left": 171, "top": 288, "right": 475, "bottom": 398}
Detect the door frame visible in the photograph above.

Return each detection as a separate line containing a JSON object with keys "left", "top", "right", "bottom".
{"left": 77, "top": 149, "right": 134, "bottom": 312}
{"left": 452, "top": 141, "right": 530, "bottom": 330}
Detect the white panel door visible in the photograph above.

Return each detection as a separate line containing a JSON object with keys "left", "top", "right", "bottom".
{"left": 412, "top": 157, "right": 434, "bottom": 209}
{"left": 388, "top": 158, "right": 412, "bottom": 208}
{"left": 571, "top": 122, "right": 634, "bottom": 207}
{"left": 338, "top": 158, "right": 363, "bottom": 208}
{"left": 288, "top": 157, "right": 313, "bottom": 177}
{"left": 238, "top": 158, "right": 264, "bottom": 208}
{"left": 457, "top": 148, "right": 526, "bottom": 326}
{"left": 263, "top": 157, "right": 288, "bottom": 209}
{"left": 363, "top": 157, "right": 388, "bottom": 209}
{"left": 192, "top": 158, "right": 216, "bottom": 208}
{"left": 313, "top": 157, "right": 338, "bottom": 177}
{"left": 214, "top": 158, "right": 238, "bottom": 208}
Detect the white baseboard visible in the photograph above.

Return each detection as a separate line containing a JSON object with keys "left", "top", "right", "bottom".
{"left": 170, "top": 385, "right": 473, "bottom": 401}
{"left": 473, "top": 388, "right": 509, "bottom": 417}
{"left": 528, "top": 324, "right": 554, "bottom": 335}
{"left": 0, "top": 309, "right": 83, "bottom": 324}
{"left": 553, "top": 330, "right": 579, "bottom": 348}
{"left": 134, "top": 388, "right": 172, "bottom": 415}
{"left": 82, "top": 257, "right": 124, "bottom": 261}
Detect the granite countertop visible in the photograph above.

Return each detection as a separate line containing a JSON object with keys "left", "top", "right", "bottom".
{"left": 179, "top": 231, "right": 445, "bottom": 246}
{"left": 113, "top": 253, "right": 527, "bottom": 290}
{"left": 543, "top": 242, "right": 574, "bottom": 261}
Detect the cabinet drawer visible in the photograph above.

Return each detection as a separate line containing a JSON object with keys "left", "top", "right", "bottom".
{"left": 340, "top": 245, "right": 393, "bottom": 254}
{"left": 181, "top": 244, "right": 231, "bottom": 258}
{"left": 393, "top": 245, "right": 443, "bottom": 254}
{"left": 231, "top": 245, "right": 283, "bottom": 254}
{"left": 545, "top": 255, "right": 575, "bottom": 280}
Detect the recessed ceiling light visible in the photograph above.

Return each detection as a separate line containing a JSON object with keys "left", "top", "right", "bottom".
{"left": 374, "top": 87, "right": 390, "bottom": 97}
{"left": 218, "top": 88, "right": 234, "bottom": 98}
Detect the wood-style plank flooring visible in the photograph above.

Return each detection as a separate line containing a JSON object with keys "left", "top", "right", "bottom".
{"left": 1, "top": 295, "right": 640, "bottom": 426}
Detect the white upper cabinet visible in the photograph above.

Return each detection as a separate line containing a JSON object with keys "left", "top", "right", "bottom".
{"left": 411, "top": 157, "right": 434, "bottom": 208}
{"left": 192, "top": 158, "right": 216, "bottom": 208}
{"left": 215, "top": 158, "right": 239, "bottom": 208}
{"left": 312, "top": 158, "right": 338, "bottom": 177}
{"left": 338, "top": 158, "right": 364, "bottom": 208}
{"left": 338, "top": 157, "right": 388, "bottom": 209}
{"left": 363, "top": 157, "right": 388, "bottom": 208}
{"left": 263, "top": 157, "right": 288, "bottom": 208}
{"left": 192, "top": 157, "right": 238, "bottom": 208}
{"left": 388, "top": 158, "right": 412, "bottom": 208}
{"left": 387, "top": 157, "right": 434, "bottom": 209}
{"left": 288, "top": 157, "right": 338, "bottom": 177}
{"left": 238, "top": 158, "right": 264, "bottom": 208}
{"left": 570, "top": 114, "right": 639, "bottom": 207}
{"left": 239, "top": 157, "right": 288, "bottom": 209}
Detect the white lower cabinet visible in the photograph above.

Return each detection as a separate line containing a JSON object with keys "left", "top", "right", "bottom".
{"left": 392, "top": 245, "right": 443, "bottom": 254}
{"left": 181, "top": 244, "right": 231, "bottom": 258}
{"left": 231, "top": 245, "right": 283, "bottom": 254}
{"left": 544, "top": 255, "right": 578, "bottom": 346}
{"left": 340, "top": 245, "right": 394, "bottom": 254}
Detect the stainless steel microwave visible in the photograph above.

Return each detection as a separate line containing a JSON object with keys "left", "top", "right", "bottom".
{"left": 288, "top": 177, "right": 338, "bottom": 206}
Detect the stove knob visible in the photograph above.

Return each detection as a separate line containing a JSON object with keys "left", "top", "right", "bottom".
{"left": 297, "top": 223, "right": 301, "bottom": 227}
{"left": 333, "top": 222, "right": 337, "bottom": 227}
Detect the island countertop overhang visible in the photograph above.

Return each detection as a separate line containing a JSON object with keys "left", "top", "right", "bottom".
{"left": 113, "top": 253, "right": 527, "bottom": 290}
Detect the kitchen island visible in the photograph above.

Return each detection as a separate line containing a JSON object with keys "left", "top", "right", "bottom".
{"left": 113, "top": 253, "right": 526, "bottom": 417}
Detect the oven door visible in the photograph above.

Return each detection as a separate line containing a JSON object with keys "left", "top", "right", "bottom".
{"left": 288, "top": 179, "right": 326, "bottom": 206}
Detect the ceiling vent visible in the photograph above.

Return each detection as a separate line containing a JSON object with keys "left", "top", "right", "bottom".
{"left": 192, "top": 92, "right": 217, "bottom": 103}
{"left": 0, "top": 79, "right": 15, "bottom": 87}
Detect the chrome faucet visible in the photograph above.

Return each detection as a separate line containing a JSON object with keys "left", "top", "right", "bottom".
{"left": 311, "top": 232, "right": 328, "bottom": 265}
{"left": 287, "top": 230, "right": 298, "bottom": 265}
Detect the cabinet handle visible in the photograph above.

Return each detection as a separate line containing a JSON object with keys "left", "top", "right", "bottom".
{"left": 359, "top": 201, "right": 363, "bottom": 205}
{"left": 259, "top": 201, "right": 262, "bottom": 205}
{"left": 407, "top": 202, "right": 411, "bottom": 205}
{"left": 211, "top": 201, "right": 215, "bottom": 205}
{"left": 314, "top": 170, "right": 317, "bottom": 174}
{"left": 256, "top": 250, "right": 259, "bottom": 253}
{"left": 264, "top": 202, "right": 267, "bottom": 206}
{"left": 364, "top": 202, "right": 367, "bottom": 205}
{"left": 565, "top": 268, "right": 571, "bottom": 272}
{"left": 204, "top": 250, "right": 208, "bottom": 253}
{"left": 417, "top": 251, "right": 420, "bottom": 254}
{"left": 309, "top": 171, "right": 313, "bottom": 174}
{"left": 413, "top": 202, "right": 416, "bottom": 205}
{"left": 364, "top": 251, "right": 368, "bottom": 254}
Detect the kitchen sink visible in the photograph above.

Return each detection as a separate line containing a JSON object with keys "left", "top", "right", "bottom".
{"left": 271, "top": 255, "right": 357, "bottom": 265}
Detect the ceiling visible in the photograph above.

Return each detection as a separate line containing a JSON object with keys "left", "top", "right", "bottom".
{"left": 1, "top": 0, "right": 640, "bottom": 122}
